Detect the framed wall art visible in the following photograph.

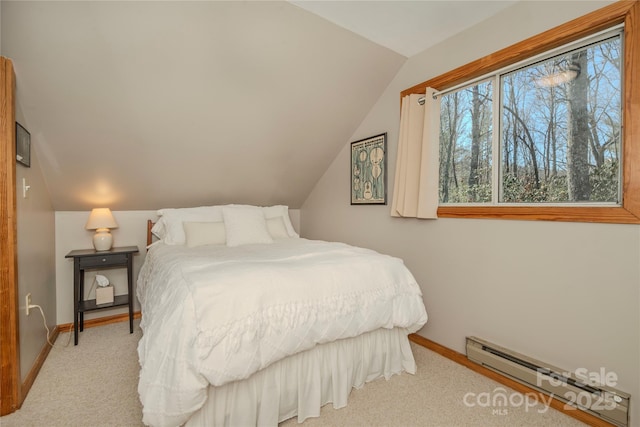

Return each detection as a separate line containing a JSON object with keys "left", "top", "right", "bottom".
{"left": 16, "top": 122, "right": 30, "bottom": 167}
{"left": 350, "top": 133, "right": 386, "bottom": 205}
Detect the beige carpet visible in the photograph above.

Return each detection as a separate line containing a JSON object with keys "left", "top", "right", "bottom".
{"left": 1, "top": 321, "right": 585, "bottom": 427}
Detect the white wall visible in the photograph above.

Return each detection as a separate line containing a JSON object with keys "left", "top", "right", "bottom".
{"left": 301, "top": 0, "right": 640, "bottom": 424}
{"left": 54, "top": 209, "right": 300, "bottom": 325}
{"left": 16, "top": 119, "right": 56, "bottom": 382}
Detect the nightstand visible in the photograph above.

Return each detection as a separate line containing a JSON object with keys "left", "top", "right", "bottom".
{"left": 65, "top": 246, "right": 139, "bottom": 345}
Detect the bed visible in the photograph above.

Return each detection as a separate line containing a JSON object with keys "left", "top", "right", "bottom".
{"left": 136, "top": 204, "right": 428, "bottom": 427}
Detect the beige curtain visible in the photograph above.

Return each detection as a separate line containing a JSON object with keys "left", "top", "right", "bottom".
{"left": 391, "top": 88, "right": 440, "bottom": 218}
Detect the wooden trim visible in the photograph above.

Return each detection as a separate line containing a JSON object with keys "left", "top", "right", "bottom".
{"left": 437, "top": 205, "right": 640, "bottom": 224}
{"left": 57, "top": 311, "right": 141, "bottom": 333}
{"left": 20, "top": 327, "right": 59, "bottom": 402}
{"left": 623, "top": 1, "right": 640, "bottom": 219}
{"left": 401, "top": 1, "right": 634, "bottom": 98}
{"left": 402, "top": 1, "right": 640, "bottom": 224}
{"left": 409, "top": 334, "right": 616, "bottom": 427}
{"left": 0, "top": 56, "right": 21, "bottom": 416}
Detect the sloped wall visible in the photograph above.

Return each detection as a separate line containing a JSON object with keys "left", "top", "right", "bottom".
{"left": 301, "top": 0, "right": 639, "bottom": 424}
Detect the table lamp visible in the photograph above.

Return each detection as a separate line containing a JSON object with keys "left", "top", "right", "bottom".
{"left": 85, "top": 208, "right": 118, "bottom": 251}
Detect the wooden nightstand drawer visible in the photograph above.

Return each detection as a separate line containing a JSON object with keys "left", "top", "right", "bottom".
{"left": 78, "top": 253, "right": 128, "bottom": 268}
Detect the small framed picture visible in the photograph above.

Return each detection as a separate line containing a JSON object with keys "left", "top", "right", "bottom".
{"left": 16, "top": 122, "right": 30, "bottom": 168}
{"left": 351, "top": 133, "right": 387, "bottom": 205}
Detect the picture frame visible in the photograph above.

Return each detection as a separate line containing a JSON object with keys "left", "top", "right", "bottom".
{"left": 16, "top": 122, "right": 30, "bottom": 167}
{"left": 350, "top": 133, "right": 387, "bottom": 205}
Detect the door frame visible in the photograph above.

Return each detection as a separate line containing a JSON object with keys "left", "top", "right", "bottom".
{"left": 1, "top": 56, "right": 21, "bottom": 416}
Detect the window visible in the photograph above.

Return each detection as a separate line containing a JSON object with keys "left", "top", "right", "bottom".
{"left": 403, "top": 1, "right": 640, "bottom": 224}
{"left": 439, "top": 31, "right": 622, "bottom": 206}
{"left": 439, "top": 80, "right": 493, "bottom": 204}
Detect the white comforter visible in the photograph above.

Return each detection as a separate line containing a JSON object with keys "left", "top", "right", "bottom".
{"left": 137, "top": 238, "right": 427, "bottom": 427}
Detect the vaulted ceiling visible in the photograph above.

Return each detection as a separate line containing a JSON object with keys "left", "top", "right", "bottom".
{"left": 1, "top": 1, "right": 516, "bottom": 211}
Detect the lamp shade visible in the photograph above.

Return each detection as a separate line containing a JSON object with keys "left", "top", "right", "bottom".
{"left": 85, "top": 208, "right": 118, "bottom": 230}
{"left": 86, "top": 208, "right": 118, "bottom": 251}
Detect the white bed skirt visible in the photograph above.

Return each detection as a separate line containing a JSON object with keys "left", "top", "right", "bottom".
{"left": 185, "top": 327, "right": 416, "bottom": 426}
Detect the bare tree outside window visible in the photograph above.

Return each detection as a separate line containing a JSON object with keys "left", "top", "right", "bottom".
{"left": 439, "top": 33, "right": 621, "bottom": 205}
{"left": 501, "top": 36, "right": 621, "bottom": 203}
{"left": 439, "top": 81, "right": 492, "bottom": 203}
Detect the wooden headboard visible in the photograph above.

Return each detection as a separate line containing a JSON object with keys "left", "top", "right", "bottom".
{"left": 147, "top": 220, "right": 154, "bottom": 247}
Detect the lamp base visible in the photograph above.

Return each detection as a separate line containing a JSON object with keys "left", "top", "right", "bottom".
{"left": 93, "top": 229, "right": 113, "bottom": 251}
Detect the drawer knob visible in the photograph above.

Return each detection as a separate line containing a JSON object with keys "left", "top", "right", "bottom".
{"left": 102, "top": 258, "right": 107, "bottom": 262}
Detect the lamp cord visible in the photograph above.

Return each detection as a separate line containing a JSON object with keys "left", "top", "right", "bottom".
{"left": 30, "top": 304, "right": 72, "bottom": 347}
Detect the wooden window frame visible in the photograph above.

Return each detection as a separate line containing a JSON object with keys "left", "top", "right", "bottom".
{"left": 401, "top": 1, "right": 640, "bottom": 224}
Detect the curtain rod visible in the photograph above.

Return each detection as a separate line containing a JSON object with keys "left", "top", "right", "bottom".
{"left": 418, "top": 70, "right": 494, "bottom": 105}
{"left": 417, "top": 23, "right": 623, "bottom": 105}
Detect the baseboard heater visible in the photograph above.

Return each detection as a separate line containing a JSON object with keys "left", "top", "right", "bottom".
{"left": 466, "top": 336, "right": 630, "bottom": 427}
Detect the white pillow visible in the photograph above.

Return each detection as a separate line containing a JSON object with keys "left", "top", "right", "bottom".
{"left": 154, "top": 206, "right": 224, "bottom": 245}
{"left": 183, "top": 221, "right": 226, "bottom": 247}
{"left": 152, "top": 204, "right": 297, "bottom": 244}
{"left": 266, "top": 216, "right": 289, "bottom": 239}
{"left": 223, "top": 206, "right": 274, "bottom": 247}
{"left": 262, "top": 205, "right": 298, "bottom": 237}
{"left": 150, "top": 219, "right": 166, "bottom": 240}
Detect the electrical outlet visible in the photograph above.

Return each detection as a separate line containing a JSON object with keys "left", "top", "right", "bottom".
{"left": 26, "top": 293, "right": 32, "bottom": 316}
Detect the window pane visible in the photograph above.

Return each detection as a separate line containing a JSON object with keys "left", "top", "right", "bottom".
{"left": 439, "top": 81, "right": 493, "bottom": 203}
{"left": 500, "top": 35, "right": 621, "bottom": 203}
